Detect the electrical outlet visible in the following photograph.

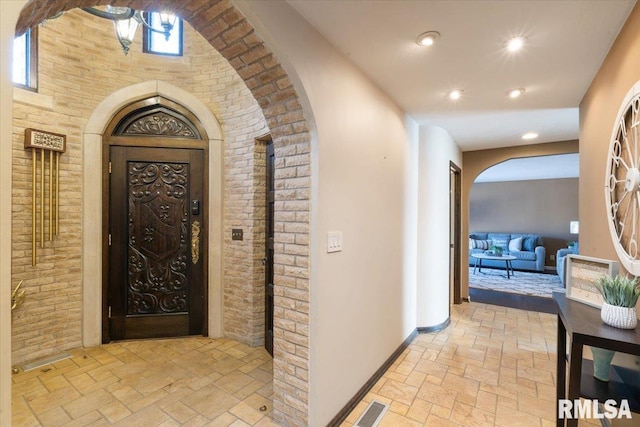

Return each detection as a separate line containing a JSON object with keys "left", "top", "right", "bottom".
{"left": 550, "top": 254, "right": 555, "bottom": 261}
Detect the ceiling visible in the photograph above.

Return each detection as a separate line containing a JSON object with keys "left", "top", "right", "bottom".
{"left": 474, "top": 153, "right": 579, "bottom": 183}
{"left": 287, "top": 0, "right": 636, "bottom": 151}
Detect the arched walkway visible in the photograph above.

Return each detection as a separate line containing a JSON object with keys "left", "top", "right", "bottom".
{"left": 13, "top": 1, "right": 313, "bottom": 424}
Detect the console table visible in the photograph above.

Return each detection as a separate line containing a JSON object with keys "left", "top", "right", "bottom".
{"left": 553, "top": 292, "right": 640, "bottom": 427}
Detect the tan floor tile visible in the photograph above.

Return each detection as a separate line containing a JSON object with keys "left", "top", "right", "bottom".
{"left": 63, "top": 389, "right": 115, "bottom": 419}
{"left": 26, "top": 385, "right": 82, "bottom": 415}
{"left": 229, "top": 401, "right": 265, "bottom": 425}
{"left": 417, "top": 382, "right": 457, "bottom": 409}
{"left": 475, "top": 389, "right": 498, "bottom": 414}
{"left": 378, "top": 409, "right": 424, "bottom": 427}
{"left": 98, "top": 399, "right": 133, "bottom": 423}
{"left": 464, "top": 364, "right": 499, "bottom": 387}
{"left": 38, "top": 406, "right": 72, "bottom": 427}
{"left": 378, "top": 378, "right": 419, "bottom": 406}
{"left": 495, "top": 405, "right": 542, "bottom": 426}
{"left": 406, "top": 397, "right": 432, "bottom": 423}
{"left": 425, "top": 413, "right": 461, "bottom": 426}
{"left": 449, "top": 400, "right": 495, "bottom": 427}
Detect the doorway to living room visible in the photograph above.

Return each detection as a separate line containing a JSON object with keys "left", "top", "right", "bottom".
{"left": 468, "top": 153, "right": 578, "bottom": 312}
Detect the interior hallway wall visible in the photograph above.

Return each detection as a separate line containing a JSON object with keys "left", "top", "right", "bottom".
{"left": 580, "top": 2, "right": 640, "bottom": 266}
{"left": 236, "top": 1, "right": 420, "bottom": 424}
{"left": 417, "top": 126, "right": 462, "bottom": 328}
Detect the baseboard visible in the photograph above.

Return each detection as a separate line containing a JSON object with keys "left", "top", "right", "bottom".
{"left": 417, "top": 317, "right": 451, "bottom": 333}
{"left": 327, "top": 328, "right": 418, "bottom": 426}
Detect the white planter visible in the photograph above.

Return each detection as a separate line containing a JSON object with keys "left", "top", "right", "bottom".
{"left": 601, "top": 303, "right": 637, "bottom": 329}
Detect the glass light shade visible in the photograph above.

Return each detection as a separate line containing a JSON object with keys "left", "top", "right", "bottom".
{"left": 113, "top": 18, "right": 139, "bottom": 54}
{"left": 570, "top": 221, "right": 579, "bottom": 234}
{"left": 159, "top": 12, "right": 177, "bottom": 29}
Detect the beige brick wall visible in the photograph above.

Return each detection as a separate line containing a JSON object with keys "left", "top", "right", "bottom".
{"left": 16, "top": 2, "right": 312, "bottom": 424}
{"left": 12, "top": 9, "right": 268, "bottom": 361}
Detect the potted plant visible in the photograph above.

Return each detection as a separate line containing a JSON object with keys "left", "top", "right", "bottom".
{"left": 594, "top": 275, "right": 640, "bottom": 329}
{"left": 489, "top": 245, "right": 503, "bottom": 256}
{"left": 589, "top": 275, "right": 639, "bottom": 381}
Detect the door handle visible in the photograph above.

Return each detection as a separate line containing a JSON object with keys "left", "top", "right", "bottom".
{"left": 191, "top": 220, "right": 200, "bottom": 264}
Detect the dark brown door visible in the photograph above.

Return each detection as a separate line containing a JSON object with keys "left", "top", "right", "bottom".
{"left": 265, "top": 140, "right": 274, "bottom": 356}
{"left": 109, "top": 146, "right": 204, "bottom": 340}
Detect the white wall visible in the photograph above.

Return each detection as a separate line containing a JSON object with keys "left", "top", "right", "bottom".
{"left": 236, "top": 1, "right": 419, "bottom": 424}
{"left": 417, "top": 126, "right": 462, "bottom": 327}
{"left": 0, "top": 3, "right": 25, "bottom": 425}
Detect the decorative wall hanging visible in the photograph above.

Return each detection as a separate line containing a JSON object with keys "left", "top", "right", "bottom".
{"left": 24, "top": 128, "right": 66, "bottom": 266}
{"left": 605, "top": 81, "right": 640, "bottom": 275}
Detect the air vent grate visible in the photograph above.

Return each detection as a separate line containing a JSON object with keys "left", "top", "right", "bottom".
{"left": 355, "top": 400, "right": 389, "bottom": 427}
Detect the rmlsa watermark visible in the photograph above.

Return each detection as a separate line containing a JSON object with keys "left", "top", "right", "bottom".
{"left": 558, "top": 399, "right": 633, "bottom": 419}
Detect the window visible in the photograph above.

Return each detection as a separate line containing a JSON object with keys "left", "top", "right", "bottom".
{"left": 13, "top": 27, "right": 38, "bottom": 90}
{"left": 143, "top": 12, "right": 183, "bottom": 56}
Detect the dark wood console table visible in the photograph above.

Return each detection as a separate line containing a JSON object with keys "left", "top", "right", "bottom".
{"left": 553, "top": 292, "right": 640, "bottom": 427}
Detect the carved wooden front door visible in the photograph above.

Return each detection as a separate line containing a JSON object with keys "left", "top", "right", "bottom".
{"left": 108, "top": 146, "right": 204, "bottom": 340}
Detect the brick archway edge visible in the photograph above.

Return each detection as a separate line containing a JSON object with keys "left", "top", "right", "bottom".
{"left": 16, "top": 1, "right": 312, "bottom": 425}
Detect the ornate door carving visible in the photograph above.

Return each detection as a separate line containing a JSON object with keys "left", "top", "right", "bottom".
{"left": 109, "top": 147, "right": 204, "bottom": 340}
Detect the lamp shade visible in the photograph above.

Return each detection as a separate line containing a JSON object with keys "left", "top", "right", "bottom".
{"left": 570, "top": 221, "right": 579, "bottom": 234}
{"left": 113, "top": 18, "right": 139, "bottom": 54}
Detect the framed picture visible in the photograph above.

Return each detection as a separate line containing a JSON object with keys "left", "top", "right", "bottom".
{"left": 565, "top": 255, "right": 619, "bottom": 308}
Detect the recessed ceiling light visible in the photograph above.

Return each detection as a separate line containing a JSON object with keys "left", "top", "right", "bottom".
{"left": 522, "top": 132, "right": 538, "bottom": 140}
{"left": 448, "top": 89, "right": 463, "bottom": 100}
{"left": 416, "top": 31, "right": 440, "bottom": 46}
{"left": 506, "top": 36, "right": 526, "bottom": 52}
{"left": 508, "top": 88, "right": 525, "bottom": 98}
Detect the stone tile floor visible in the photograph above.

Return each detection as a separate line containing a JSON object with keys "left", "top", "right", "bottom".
{"left": 12, "top": 337, "right": 277, "bottom": 426}
{"left": 341, "top": 302, "right": 603, "bottom": 427}
{"left": 11, "top": 302, "right": 612, "bottom": 426}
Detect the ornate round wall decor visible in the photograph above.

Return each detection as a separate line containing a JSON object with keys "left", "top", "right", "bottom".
{"left": 605, "top": 81, "right": 640, "bottom": 275}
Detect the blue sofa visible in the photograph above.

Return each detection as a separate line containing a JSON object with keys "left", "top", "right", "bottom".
{"left": 556, "top": 243, "right": 579, "bottom": 285}
{"left": 469, "top": 232, "right": 546, "bottom": 272}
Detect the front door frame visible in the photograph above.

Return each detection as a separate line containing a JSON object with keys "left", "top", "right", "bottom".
{"left": 82, "top": 81, "right": 224, "bottom": 346}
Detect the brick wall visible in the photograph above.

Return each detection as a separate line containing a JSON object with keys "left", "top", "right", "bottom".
{"left": 12, "top": 10, "right": 268, "bottom": 358}
{"left": 16, "top": 1, "right": 312, "bottom": 424}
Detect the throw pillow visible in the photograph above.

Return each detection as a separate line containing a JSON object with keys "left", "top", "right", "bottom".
{"left": 522, "top": 236, "right": 537, "bottom": 252}
{"left": 508, "top": 236, "right": 523, "bottom": 251}
{"left": 479, "top": 239, "right": 490, "bottom": 250}
{"left": 492, "top": 238, "right": 509, "bottom": 251}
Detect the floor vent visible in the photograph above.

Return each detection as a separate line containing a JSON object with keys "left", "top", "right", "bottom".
{"left": 21, "top": 352, "right": 72, "bottom": 372}
{"left": 355, "top": 400, "right": 389, "bottom": 427}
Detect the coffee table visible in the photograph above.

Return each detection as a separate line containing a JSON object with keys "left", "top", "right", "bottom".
{"left": 471, "top": 253, "right": 517, "bottom": 279}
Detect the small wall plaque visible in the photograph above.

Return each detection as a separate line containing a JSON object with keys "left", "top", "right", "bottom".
{"left": 24, "top": 128, "right": 66, "bottom": 152}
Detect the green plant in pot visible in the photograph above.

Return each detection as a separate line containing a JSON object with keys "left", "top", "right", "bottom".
{"left": 489, "top": 245, "right": 503, "bottom": 256}
{"left": 594, "top": 275, "right": 640, "bottom": 330}
{"left": 589, "top": 275, "right": 639, "bottom": 382}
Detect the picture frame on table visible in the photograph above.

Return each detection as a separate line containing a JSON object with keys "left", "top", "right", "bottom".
{"left": 565, "top": 254, "right": 619, "bottom": 308}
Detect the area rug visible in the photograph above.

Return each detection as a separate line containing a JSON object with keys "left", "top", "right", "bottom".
{"left": 468, "top": 266, "right": 565, "bottom": 298}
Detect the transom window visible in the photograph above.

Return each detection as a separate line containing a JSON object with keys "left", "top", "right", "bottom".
{"left": 13, "top": 27, "right": 38, "bottom": 90}
{"left": 143, "top": 12, "right": 183, "bottom": 56}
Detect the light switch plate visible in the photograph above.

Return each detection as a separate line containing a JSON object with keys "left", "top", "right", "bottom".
{"left": 327, "top": 231, "right": 342, "bottom": 253}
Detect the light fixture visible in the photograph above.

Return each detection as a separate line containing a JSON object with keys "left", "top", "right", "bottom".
{"left": 416, "top": 31, "right": 440, "bottom": 47}
{"left": 82, "top": 6, "right": 177, "bottom": 55}
{"left": 507, "top": 88, "right": 525, "bottom": 99}
{"left": 448, "top": 89, "right": 463, "bottom": 100}
{"left": 570, "top": 221, "right": 580, "bottom": 234}
{"left": 506, "top": 36, "right": 526, "bottom": 52}
{"left": 522, "top": 132, "right": 538, "bottom": 140}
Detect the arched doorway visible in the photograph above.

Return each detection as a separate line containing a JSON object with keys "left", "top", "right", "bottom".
{"left": 10, "top": 2, "right": 313, "bottom": 425}
{"left": 103, "top": 96, "right": 210, "bottom": 342}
